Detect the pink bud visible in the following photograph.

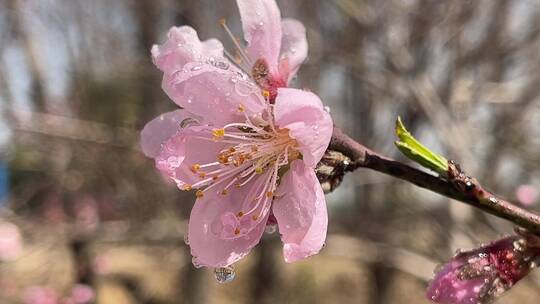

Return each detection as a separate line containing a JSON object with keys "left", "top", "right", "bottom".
{"left": 427, "top": 235, "right": 540, "bottom": 304}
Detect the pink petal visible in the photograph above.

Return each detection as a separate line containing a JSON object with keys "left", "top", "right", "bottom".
{"left": 280, "top": 18, "right": 308, "bottom": 83}
{"left": 274, "top": 88, "right": 333, "bottom": 167}
{"left": 236, "top": 0, "right": 282, "bottom": 74}
{"left": 162, "top": 62, "right": 265, "bottom": 126}
{"left": 140, "top": 110, "right": 200, "bottom": 158}
{"left": 152, "top": 26, "right": 225, "bottom": 74}
{"left": 272, "top": 160, "right": 328, "bottom": 263}
{"left": 155, "top": 126, "right": 227, "bottom": 189}
{"left": 188, "top": 174, "right": 271, "bottom": 268}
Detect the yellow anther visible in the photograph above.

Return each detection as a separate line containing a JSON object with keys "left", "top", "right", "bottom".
{"left": 183, "top": 184, "right": 192, "bottom": 191}
{"left": 212, "top": 176, "right": 219, "bottom": 181}
{"left": 228, "top": 147, "right": 236, "bottom": 153}
{"left": 195, "top": 190, "right": 204, "bottom": 199}
{"left": 255, "top": 167, "right": 264, "bottom": 174}
{"left": 199, "top": 172, "right": 206, "bottom": 178}
{"left": 252, "top": 215, "right": 258, "bottom": 221}
{"left": 190, "top": 164, "right": 200, "bottom": 173}
{"left": 237, "top": 104, "right": 245, "bottom": 113}
{"left": 266, "top": 191, "right": 274, "bottom": 198}
{"left": 262, "top": 90, "right": 270, "bottom": 98}
{"left": 251, "top": 145, "right": 258, "bottom": 152}
{"left": 221, "top": 189, "right": 228, "bottom": 196}
{"left": 235, "top": 183, "right": 241, "bottom": 189}
{"left": 212, "top": 128, "right": 225, "bottom": 138}
{"left": 219, "top": 18, "right": 226, "bottom": 26}
{"left": 234, "top": 228, "right": 240, "bottom": 235}
{"left": 237, "top": 211, "right": 244, "bottom": 218}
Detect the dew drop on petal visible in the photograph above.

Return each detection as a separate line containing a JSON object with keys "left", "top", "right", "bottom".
{"left": 214, "top": 266, "right": 235, "bottom": 283}
{"left": 324, "top": 106, "right": 331, "bottom": 113}
{"left": 265, "top": 224, "right": 277, "bottom": 234}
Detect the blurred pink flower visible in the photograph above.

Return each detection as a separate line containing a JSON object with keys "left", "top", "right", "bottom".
{"left": 0, "top": 222, "right": 23, "bottom": 262}
{"left": 516, "top": 184, "right": 538, "bottom": 206}
{"left": 69, "top": 284, "right": 94, "bottom": 304}
{"left": 427, "top": 235, "right": 540, "bottom": 304}
{"left": 23, "top": 286, "right": 59, "bottom": 304}
{"left": 142, "top": 0, "right": 332, "bottom": 268}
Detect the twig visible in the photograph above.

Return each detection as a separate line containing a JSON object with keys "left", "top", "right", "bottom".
{"left": 329, "top": 127, "right": 540, "bottom": 233}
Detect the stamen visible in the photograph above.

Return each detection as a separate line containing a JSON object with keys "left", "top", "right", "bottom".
{"left": 183, "top": 184, "right": 192, "bottom": 191}
{"left": 212, "top": 128, "right": 225, "bottom": 139}
{"left": 219, "top": 19, "right": 253, "bottom": 67}
{"left": 237, "top": 211, "right": 244, "bottom": 218}
{"left": 238, "top": 104, "right": 245, "bottom": 113}
{"left": 196, "top": 190, "right": 204, "bottom": 199}
{"left": 252, "top": 215, "right": 258, "bottom": 221}
{"left": 262, "top": 90, "right": 270, "bottom": 98}
{"left": 255, "top": 167, "right": 264, "bottom": 174}
{"left": 266, "top": 191, "right": 274, "bottom": 198}
{"left": 234, "top": 228, "right": 240, "bottom": 235}
{"left": 190, "top": 164, "right": 200, "bottom": 173}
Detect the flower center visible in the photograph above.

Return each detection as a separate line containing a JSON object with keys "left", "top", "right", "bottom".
{"left": 185, "top": 102, "right": 298, "bottom": 237}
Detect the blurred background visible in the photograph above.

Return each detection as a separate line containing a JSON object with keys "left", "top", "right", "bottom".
{"left": 1, "top": 0, "right": 540, "bottom": 303}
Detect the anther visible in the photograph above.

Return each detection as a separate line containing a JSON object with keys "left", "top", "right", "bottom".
{"left": 266, "top": 191, "right": 274, "bottom": 198}
{"left": 212, "top": 128, "right": 225, "bottom": 139}
{"left": 196, "top": 190, "right": 204, "bottom": 199}
{"left": 262, "top": 90, "right": 270, "bottom": 98}
{"left": 190, "top": 164, "right": 200, "bottom": 173}
{"left": 221, "top": 189, "right": 228, "bottom": 196}
{"left": 219, "top": 18, "right": 226, "bottom": 26}
{"left": 255, "top": 167, "right": 264, "bottom": 174}
{"left": 252, "top": 215, "right": 258, "bottom": 221}
{"left": 183, "top": 184, "right": 193, "bottom": 191}
{"left": 234, "top": 228, "right": 240, "bottom": 235}
{"left": 237, "top": 211, "right": 244, "bottom": 218}
{"left": 199, "top": 172, "right": 206, "bottom": 178}
{"left": 238, "top": 104, "right": 245, "bottom": 113}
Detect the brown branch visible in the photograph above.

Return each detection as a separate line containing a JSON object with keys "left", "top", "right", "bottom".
{"left": 328, "top": 127, "right": 540, "bottom": 234}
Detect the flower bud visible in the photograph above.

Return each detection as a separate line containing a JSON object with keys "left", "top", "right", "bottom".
{"left": 427, "top": 234, "right": 540, "bottom": 304}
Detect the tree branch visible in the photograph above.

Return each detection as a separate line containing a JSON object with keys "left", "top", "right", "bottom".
{"left": 327, "top": 127, "right": 540, "bottom": 234}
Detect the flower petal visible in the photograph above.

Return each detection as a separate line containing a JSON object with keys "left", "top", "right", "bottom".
{"left": 140, "top": 109, "right": 200, "bottom": 158}
{"left": 162, "top": 62, "right": 265, "bottom": 126}
{"left": 274, "top": 88, "right": 333, "bottom": 167}
{"left": 155, "top": 126, "right": 227, "bottom": 189}
{"left": 188, "top": 175, "right": 271, "bottom": 268}
{"left": 151, "top": 26, "right": 225, "bottom": 74}
{"left": 236, "top": 0, "right": 282, "bottom": 73}
{"left": 273, "top": 160, "right": 328, "bottom": 263}
{"left": 280, "top": 18, "right": 308, "bottom": 83}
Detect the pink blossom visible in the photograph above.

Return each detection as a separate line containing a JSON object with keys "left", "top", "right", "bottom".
{"left": 427, "top": 235, "right": 540, "bottom": 304}
{"left": 142, "top": 0, "right": 332, "bottom": 268}
{"left": 0, "top": 222, "right": 23, "bottom": 262}
{"left": 516, "top": 184, "right": 538, "bottom": 206}
{"left": 69, "top": 284, "right": 94, "bottom": 304}
{"left": 23, "top": 286, "right": 59, "bottom": 304}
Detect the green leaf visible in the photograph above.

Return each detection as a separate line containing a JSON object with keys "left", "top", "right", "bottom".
{"left": 394, "top": 117, "right": 448, "bottom": 175}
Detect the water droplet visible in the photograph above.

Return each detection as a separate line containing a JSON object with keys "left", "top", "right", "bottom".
{"left": 214, "top": 266, "right": 235, "bottom": 283}
{"left": 265, "top": 224, "right": 277, "bottom": 234}
{"left": 167, "top": 156, "right": 181, "bottom": 169}
{"left": 191, "top": 64, "right": 203, "bottom": 71}
{"left": 235, "top": 80, "right": 256, "bottom": 96}
{"left": 258, "top": 22, "right": 264, "bottom": 26}
{"left": 324, "top": 106, "right": 331, "bottom": 113}
{"left": 215, "top": 61, "right": 229, "bottom": 70}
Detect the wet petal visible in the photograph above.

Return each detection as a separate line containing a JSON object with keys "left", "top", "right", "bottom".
{"left": 280, "top": 18, "right": 308, "bottom": 83}
{"left": 188, "top": 175, "right": 271, "bottom": 268}
{"left": 152, "top": 26, "right": 225, "bottom": 74}
{"left": 162, "top": 62, "right": 265, "bottom": 126}
{"left": 140, "top": 109, "right": 200, "bottom": 158}
{"left": 236, "top": 0, "right": 282, "bottom": 73}
{"left": 274, "top": 88, "right": 333, "bottom": 167}
{"left": 155, "top": 126, "right": 227, "bottom": 189}
{"left": 273, "top": 160, "right": 328, "bottom": 263}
